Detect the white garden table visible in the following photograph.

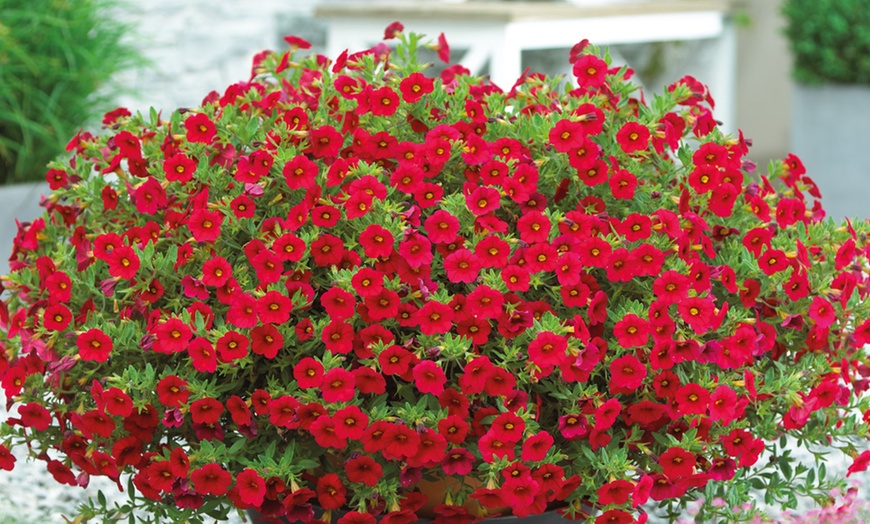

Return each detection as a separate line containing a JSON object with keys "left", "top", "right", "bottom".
{"left": 315, "top": 0, "right": 736, "bottom": 133}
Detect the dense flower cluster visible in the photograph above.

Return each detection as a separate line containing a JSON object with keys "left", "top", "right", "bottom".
{"left": 1, "top": 27, "right": 869, "bottom": 524}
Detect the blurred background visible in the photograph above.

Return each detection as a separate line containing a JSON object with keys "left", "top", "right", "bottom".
{"left": 1, "top": 0, "right": 868, "bottom": 522}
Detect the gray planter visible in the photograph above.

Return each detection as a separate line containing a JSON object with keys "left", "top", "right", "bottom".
{"left": 791, "top": 83, "right": 870, "bottom": 221}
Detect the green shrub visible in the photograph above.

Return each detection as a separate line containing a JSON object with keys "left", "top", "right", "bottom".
{"left": 782, "top": 0, "right": 870, "bottom": 85}
{"left": 0, "top": 0, "right": 140, "bottom": 185}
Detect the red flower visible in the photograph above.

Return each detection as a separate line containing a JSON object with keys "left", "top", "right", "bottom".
{"left": 549, "top": 120, "right": 586, "bottom": 153}
{"left": 323, "top": 321, "right": 355, "bottom": 354}
{"left": 283, "top": 155, "right": 318, "bottom": 190}
{"left": 383, "top": 21, "right": 404, "bottom": 39}
{"left": 847, "top": 450, "right": 870, "bottom": 477}
{"left": 441, "top": 447, "right": 474, "bottom": 476}
{"left": 102, "top": 387, "right": 133, "bottom": 417}
{"left": 436, "top": 32, "right": 450, "bottom": 63}
{"left": 676, "top": 296, "right": 716, "bottom": 335}
{"left": 201, "top": 256, "right": 231, "bottom": 287}
{"left": 106, "top": 245, "right": 139, "bottom": 280}
{"left": 758, "top": 248, "right": 789, "bottom": 276}
{"left": 187, "top": 208, "right": 223, "bottom": 243}
{"left": 216, "top": 330, "right": 249, "bottom": 363}
{"left": 528, "top": 331, "right": 567, "bottom": 368}
{"left": 597, "top": 479, "right": 634, "bottom": 506}
{"left": 184, "top": 113, "right": 216, "bottom": 144}
{"left": 346, "top": 456, "right": 382, "bottom": 486}
{"left": 412, "top": 360, "right": 447, "bottom": 395}
{"left": 415, "top": 301, "right": 454, "bottom": 336}
{"left": 257, "top": 290, "right": 293, "bottom": 324}
{"left": 291, "top": 357, "right": 323, "bottom": 389}
{"left": 595, "top": 509, "right": 635, "bottom": 524}
{"left": 613, "top": 314, "right": 649, "bottom": 348}
{"left": 521, "top": 432, "right": 554, "bottom": 462}
{"left": 236, "top": 468, "right": 266, "bottom": 506}
{"left": 808, "top": 296, "right": 836, "bottom": 328}
{"left": 444, "top": 249, "right": 481, "bottom": 283}
{"left": 310, "top": 234, "right": 345, "bottom": 267}
{"left": 189, "top": 397, "right": 223, "bottom": 425}
{"left": 321, "top": 368, "right": 356, "bottom": 403}
{"left": 43, "top": 303, "right": 72, "bottom": 331}
{"left": 659, "top": 447, "right": 696, "bottom": 479}
{"left": 18, "top": 402, "right": 51, "bottom": 431}
{"left": 187, "top": 337, "right": 217, "bottom": 373}
{"left": 153, "top": 317, "right": 192, "bottom": 354}
{"left": 465, "top": 186, "right": 501, "bottom": 216}
{"left": 675, "top": 383, "right": 710, "bottom": 416}
{"left": 609, "top": 355, "right": 647, "bottom": 394}
{"left": 370, "top": 86, "right": 400, "bottom": 117}
{"left": 317, "top": 473, "right": 347, "bottom": 510}
{"left": 400, "top": 72, "right": 434, "bottom": 103}
{"left": 359, "top": 224, "right": 394, "bottom": 259}
{"left": 616, "top": 121, "right": 650, "bottom": 154}
{"left": 307, "top": 125, "right": 343, "bottom": 158}
{"left": 155, "top": 375, "right": 190, "bottom": 408}
{"left": 76, "top": 328, "right": 113, "bottom": 362}
{"left": 382, "top": 424, "right": 420, "bottom": 460}
{"left": 191, "top": 463, "right": 232, "bottom": 496}
{"left": 163, "top": 153, "right": 197, "bottom": 182}
{"left": 609, "top": 168, "right": 637, "bottom": 199}
{"left": 572, "top": 54, "right": 607, "bottom": 88}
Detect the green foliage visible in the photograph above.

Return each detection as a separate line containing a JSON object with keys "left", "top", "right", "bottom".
{"left": 0, "top": 0, "right": 140, "bottom": 185}
{"left": 782, "top": 0, "right": 870, "bottom": 85}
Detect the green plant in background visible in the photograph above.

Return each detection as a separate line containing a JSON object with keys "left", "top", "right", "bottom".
{"left": 0, "top": 0, "right": 140, "bottom": 185}
{"left": 782, "top": 0, "right": 870, "bottom": 85}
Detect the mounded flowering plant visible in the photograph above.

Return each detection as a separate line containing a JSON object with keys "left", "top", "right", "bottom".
{"left": 1, "top": 26, "right": 869, "bottom": 524}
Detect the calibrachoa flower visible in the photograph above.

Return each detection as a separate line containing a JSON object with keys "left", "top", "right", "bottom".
{"left": 0, "top": 25, "right": 868, "bottom": 524}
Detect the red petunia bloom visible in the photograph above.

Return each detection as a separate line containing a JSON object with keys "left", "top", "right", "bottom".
{"left": 201, "top": 256, "right": 231, "bottom": 287}
{"left": 187, "top": 337, "right": 217, "bottom": 373}
{"left": 415, "top": 301, "right": 454, "bottom": 336}
{"left": 184, "top": 113, "right": 216, "bottom": 144}
{"left": 323, "top": 320, "right": 355, "bottom": 354}
{"left": 43, "top": 303, "right": 72, "bottom": 331}
{"left": 616, "top": 121, "right": 650, "bottom": 154}
{"left": 77, "top": 328, "right": 113, "bottom": 362}
{"left": 359, "top": 224, "right": 395, "bottom": 259}
{"left": 613, "top": 314, "right": 649, "bottom": 348}
{"left": 443, "top": 249, "right": 481, "bottom": 283}
{"left": 659, "top": 447, "right": 696, "bottom": 479}
{"left": 106, "top": 245, "right": 140, "bottom": 280}
{"left": 597, "top": 479, "right": 634, "bottom": 506}
{"left": 465, "top": 186, "right": 501, "bottom": 216}
{"left": 189, "top": 397, "right": 224, "bottom": 425}
{"left": 187, "top": 208, "right": 223, "bottom": 243}
{"left": 317, "top": 473, "right": 347, "bottom": 510}
{"left": 236, "top": 468, "right": 267, "bottom": 507}
{"left": 345, "top": 456, "right": 382, "bottom": 486}
{"left": 436, "top": 32, "right": 450, "bottom": 63}
{"left": 191, "top": 463, "right": 232, "bottom": 496}
{"left": 370, "top": 86, "right": 400, "bottom": 117}
{"left": 153, "top": 317, "right": 192, "bottom": 354}
{"left": 257, "top": 290, "right": 293, "bottom": 324}
{"left": 216, "top": 330, "right": 249, "bottom": 363}
{"left": 528, "top": 331, "right": 568, "bottom": 368}
{"left": 675, "top": 383, "right": 710, "bottom": 416}
{"left": 676, "top": 295, "right": 717, "bottom": 334}
{"left": 399, "top": 72, "right": 434, "bottom": 103}
{"left": 163, "top": 153, "right": 197, "bottom": 183}
{"left": 572, "top": 54, "right": 607, "bottom": 88}
{"left": 609, "top": 354, "right": 647, "bottom": 394}
{"left": 283, "top": 155, "right": 318, "bottom": 190}
{"left": 412, "top": 360, "right": 447, "bottom": 395}
{"left": 321, "top": 368, "right": 356, "bottom": 403}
